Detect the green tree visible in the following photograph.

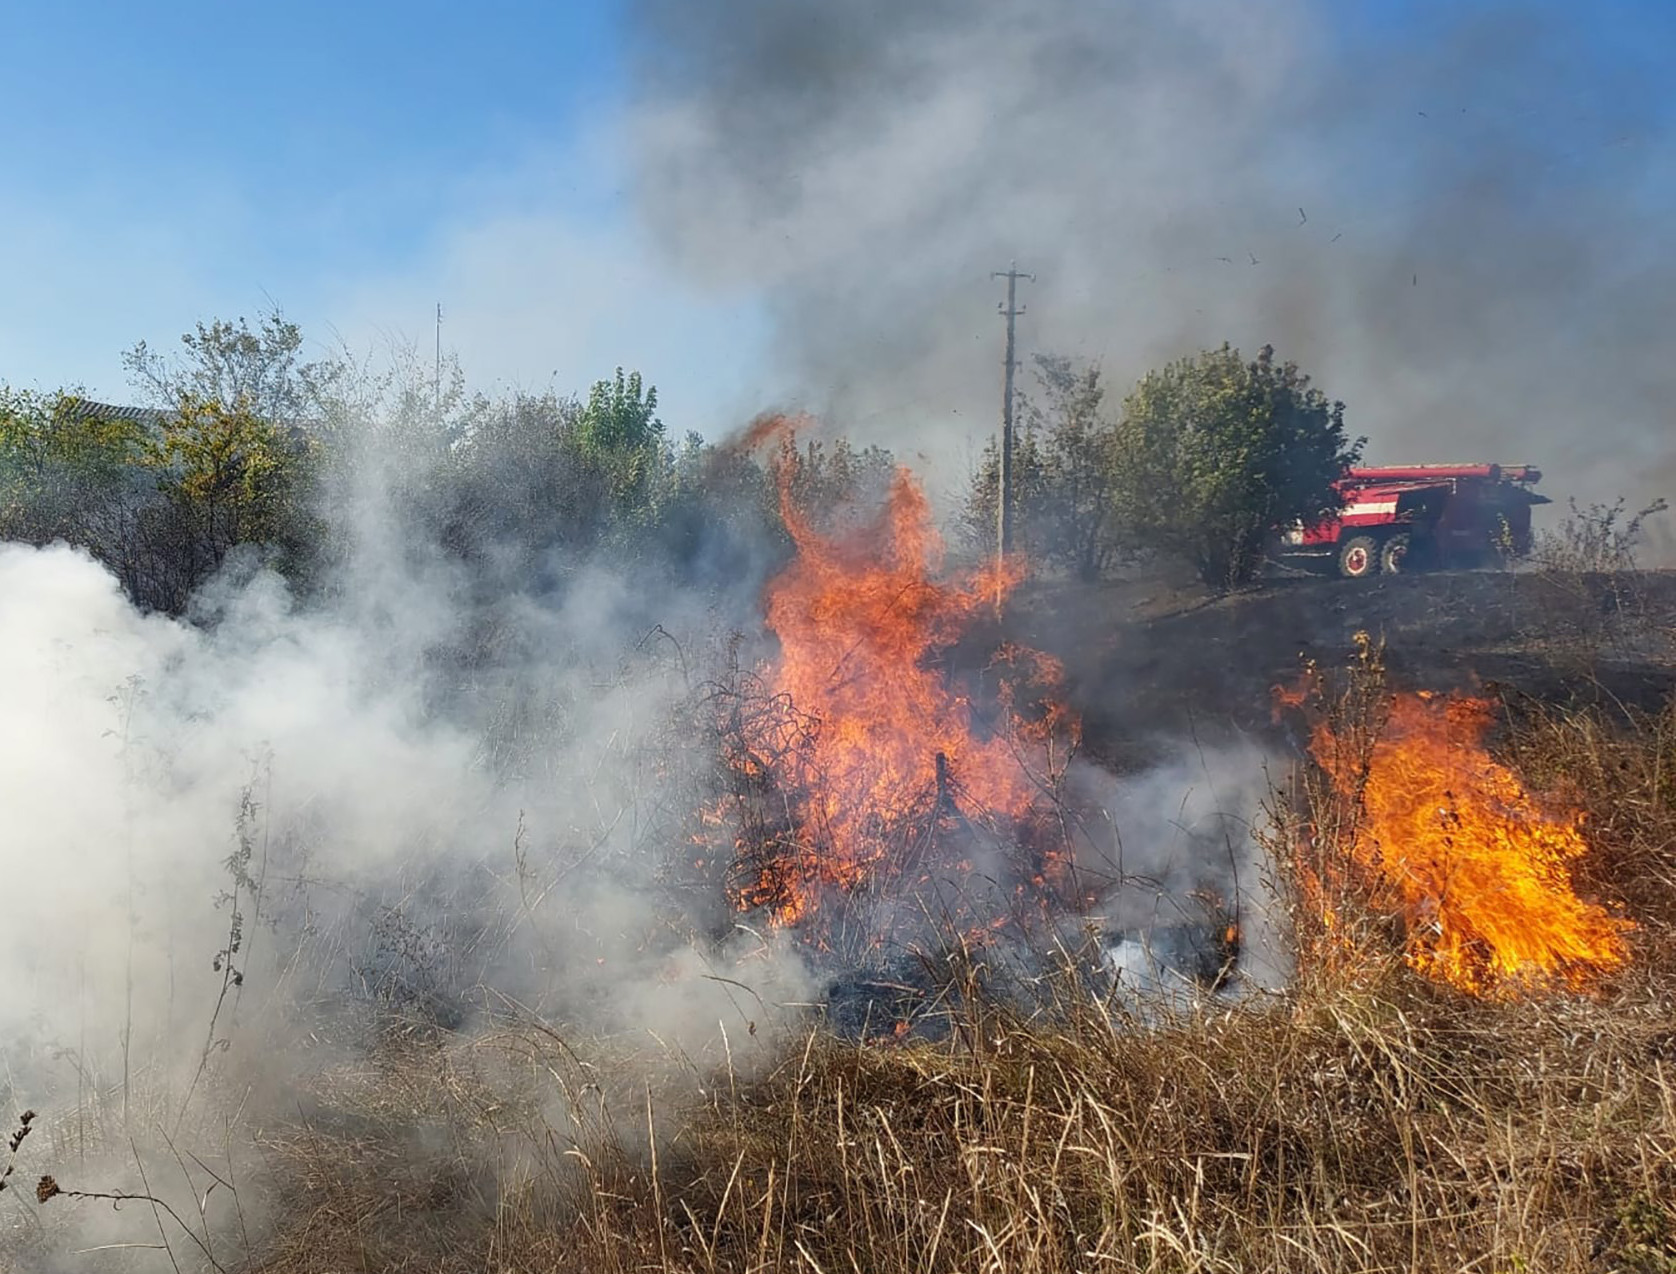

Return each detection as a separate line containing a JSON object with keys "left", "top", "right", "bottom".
{"left": 438, "top": 390, "right": 599, "bottom": 566}
{"left": 123, "top": 308, "right": 339, "bottom": 425}
{"left": 576, "top": 367, "right": 662, "bottom": 455}
{"left": 117, "top": 310, "right": 346, "bottom": 607}
{"left": 0, "top": 388, "right": 148, "bottom": 546}
{"left": 572, "top": 368, "right": 671, "bottom": 535}
{"left": 768, "top": 431, "right": 897, "bottom": 541}
{"left": 1111, "top": 344, "right": 1361, "bottom": 587}
{"left": 962, "top": 355, "right": 1118, "bottom": 580}
{"left": 962, "top": 427, "right": 1048, "bottom": 561}
{"left": 139, "top": 394, "right": 320, "bottom": 608}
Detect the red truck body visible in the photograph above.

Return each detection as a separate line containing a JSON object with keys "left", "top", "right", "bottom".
{"left": 1278, "top": 464, "right": 1550, "bottom": 578}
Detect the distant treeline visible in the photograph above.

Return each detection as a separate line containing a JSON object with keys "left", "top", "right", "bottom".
{"left": 0, "top": 313, "right": 900, "bottom": 615}
{"left": 1, "top": 309, "right": 1361, "bottom": 612}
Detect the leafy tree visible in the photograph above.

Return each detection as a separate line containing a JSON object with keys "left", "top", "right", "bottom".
{"left": 768, "top": 432, "right": 897, "bottom": 541}
{"left": 576, "top": 367, "right": 662, "bottom": 455}
{"left": 0, "top": 388, "right": 148, "bottom": 546}
{"left": 572, "top": 368, "right": 671, "bottom": 535}
{"left": 123, "top": 308, "right": 339, "bottom": 425}
{"left": 437, "top": 390, "right": 596, "bottom": 572}
{"left": 962, "top": 355, "right": 1119, "bottom": 581}
{"left": 1028, "top": 357, "right": 1120, "bottom": 581}
{"left": 137, "top": 394, "right": 320, "bottom": 609}
{"left": 649, "top": 431, "right": 778, "bottom": 581}
{"left": 432, "top": 375, "right": 682, "bottom": 585}
{"left": 150, "top": 396, "right": 310, "bottom": 541}
{"left": 1111, "top": 344, "right": 1361, "bottom": 587}
{"left": 962, "top": 427, "right": 1046, "bottom": 559}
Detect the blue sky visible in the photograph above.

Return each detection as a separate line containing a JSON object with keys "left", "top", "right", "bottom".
{"left": 4, "top": 0, "right": 1674, "bottom": 450}
{"left": 0, "top": 0, "right": 773, "bottom": 433}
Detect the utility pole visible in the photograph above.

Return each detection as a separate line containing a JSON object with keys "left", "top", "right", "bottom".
{"left": 434, "top": 303, "right": 443, "bottom": 412}
{"left": 991, "top": 261, "right": 1033, "bottom": 569}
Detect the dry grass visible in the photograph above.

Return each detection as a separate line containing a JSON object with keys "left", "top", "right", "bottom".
{"left": 26, "top": 584, "right": 1676, "bottom": 1274}
{"left": 242, "top": 970, "right": 1676, "bottom": 1273}
{"left": 238, "top": 657, "right": 1676, "bottom": 1274}
{"left": 1517, "top": 498, "right": 1676, "bottom": 673}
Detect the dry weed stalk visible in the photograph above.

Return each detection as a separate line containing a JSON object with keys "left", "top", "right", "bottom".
{"left": 1521, "top": 496, "right": 1675, "bottom": 672}
{"left": 1263, "top": 630, "right": 1408, "bottom": 993}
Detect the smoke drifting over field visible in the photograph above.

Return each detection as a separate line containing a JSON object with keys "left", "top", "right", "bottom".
{"left": 0, "top": 536, "right": 805, "bottom": 1083}
{"left": 0, "top": 409, "right": 1281, "bottom": 1265}
{"left": 627, "top": 0, "right": 1676, "bottom": 513}
{"left": 0, "top": 456, "right": 820, "bottom": 1266}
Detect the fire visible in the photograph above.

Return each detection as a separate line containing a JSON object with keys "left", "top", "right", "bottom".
{"left": 714, "top": 446, "right": 1077, "bottom": 931}
{"left": 1306, "top": 689, "right": 1632, "bottom": 996}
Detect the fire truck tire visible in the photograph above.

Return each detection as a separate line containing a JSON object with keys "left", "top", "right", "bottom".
{"left": 1380, "top": 532, "right": 1412, "bottom": 575}
{"left": 1337, "top": 535, "right": 1380, "bottom": 579}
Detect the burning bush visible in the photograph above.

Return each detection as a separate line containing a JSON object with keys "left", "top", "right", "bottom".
{"left": 697, "top": 454, "right": 1084, "bottom": 958}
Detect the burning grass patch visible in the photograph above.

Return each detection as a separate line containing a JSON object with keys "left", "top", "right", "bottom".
{"left": 46, "top": 669, "right": 1676, "bottom": 1273}
{"left": 1272, "top": 635, "right": 1649, "bottom": 1000}
{"left": 25, "top": 588, "right": 1676, "bottom": 1273}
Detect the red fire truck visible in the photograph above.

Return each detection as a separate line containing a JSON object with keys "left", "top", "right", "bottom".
{"left": 1277, "top": 464, "right": 1550, "bottom": 578}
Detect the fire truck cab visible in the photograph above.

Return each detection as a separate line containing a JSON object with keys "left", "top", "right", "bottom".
{"left": 1277, "top": 464, "right": 1550, "bottom": 579}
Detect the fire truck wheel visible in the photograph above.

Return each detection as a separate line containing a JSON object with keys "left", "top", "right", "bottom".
{"left": 1337, "top": 535, "right": 1380, "bottom": 579}
{"left": 1380, "top": 532, "right": 1412, "bottom": 575}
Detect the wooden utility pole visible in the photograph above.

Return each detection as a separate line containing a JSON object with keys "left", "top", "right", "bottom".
{"left": 434, "top": 302, "right": 443, "bottom": 412}
{"left": 992, "top": 262, "right": 1033, "bottom": 566}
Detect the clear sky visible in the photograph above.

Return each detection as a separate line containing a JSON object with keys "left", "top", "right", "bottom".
{"left": 0, "top": 0, "right": 773, "bottom": 435}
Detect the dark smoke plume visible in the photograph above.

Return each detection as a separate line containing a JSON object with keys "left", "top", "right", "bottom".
{"left": 627, "top": 0, "right": 1675, "bottom": 519}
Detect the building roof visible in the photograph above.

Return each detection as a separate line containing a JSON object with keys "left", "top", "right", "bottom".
{"left": 53, "top": 397, "right": 317, "bottom": 442}
{"left": 52, "top": 398, "right": 173, "bottom": 429}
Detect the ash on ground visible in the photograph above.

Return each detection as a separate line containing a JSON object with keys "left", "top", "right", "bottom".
{"left": 818, "top": 919, "right": 1247, "bottom": 1042}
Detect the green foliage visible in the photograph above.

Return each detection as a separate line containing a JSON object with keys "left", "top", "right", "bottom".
{"left": 1615, "top": 1192, "right": 1676, "bottom": 1274}
{"left": 0, "top": 388, "right": 148, "bottom": 547}
{"left": 128, "top": 395, "right": 319, "bottom": 609}
{"left": 572, "top": 368, "right": 669, "bottom": 530}
{"left": 963, "top": 429, "right": 1042, "bottom": 560}
{"left": 150, "top": 394, "right": 314, "bottom": 546}
{"left": 102, "top": 307, "right": 339, "bottom": 606}
{"left": 123, "top": 308, "right": 339, "bottom": 424}
{"left": 576, "top": 368, "right": 662, "bottom": 455}
{"left": 2, "top": 339, "right": 324, "bottom": 612}
{"left": 962, "top": 356, "right": 1120, "bottom": 580}
{"left": 435, "top": 390, "right": 602, "bottom": 567}
{"left": 7, "top": 310, "right": 906, "bottom": 613}
{"left": 1112, "top": 343, "right": 1361, "bottom": 587}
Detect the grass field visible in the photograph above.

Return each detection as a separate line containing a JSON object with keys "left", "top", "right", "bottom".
{"left": 14, "top": 566, "right": 1676, "bottom": 1273}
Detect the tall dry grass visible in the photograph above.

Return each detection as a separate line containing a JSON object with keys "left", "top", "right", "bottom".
{"left": 228, "top": 645, "right": 1676, "bottom": 1273}
{"left": 21, "top": 618, "right": 1676, "bottom": 1274}
{"left": 240, "top": 965, "right": 1676, "bottom": 1272}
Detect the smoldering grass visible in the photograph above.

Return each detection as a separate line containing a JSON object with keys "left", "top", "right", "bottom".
{"left": 227, "top": 640, "right": 1676, "bottom": 1274}
{"left": 14, "top": 563, "right": 1676, "bottom": 1272}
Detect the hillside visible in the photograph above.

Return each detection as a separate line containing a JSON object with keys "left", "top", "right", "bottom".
{"left": 987, "top": 567, "right": 1676, "bottom": 761}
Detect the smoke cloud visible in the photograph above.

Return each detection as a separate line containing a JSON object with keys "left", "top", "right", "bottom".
{"left": 0, "top": 447, "right": 817, "bottom": 1262}
{"left": 625, "top": 0, "right": 1676, "bottom": 517}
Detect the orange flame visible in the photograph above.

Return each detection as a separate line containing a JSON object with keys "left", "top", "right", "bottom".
{"left": 718, "top": 461, "right": 1075, "bottom": 927}
{"left": 1308, "top": 691, "right": 1632, "bottom": 996}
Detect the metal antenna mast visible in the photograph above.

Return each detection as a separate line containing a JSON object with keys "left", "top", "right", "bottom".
{"left": 992, "top": 262, "right": 1034, "bottom": 569}
{"left": 434, "top": 303, "right": 443, "bottom": 412}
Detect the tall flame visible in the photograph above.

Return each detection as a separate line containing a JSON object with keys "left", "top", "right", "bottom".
{"left": 720, "top": 458, "right": 1075, "bottom": 927}
{"left": 1308, "top": 690, "right": 1632, "bottom": 995}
